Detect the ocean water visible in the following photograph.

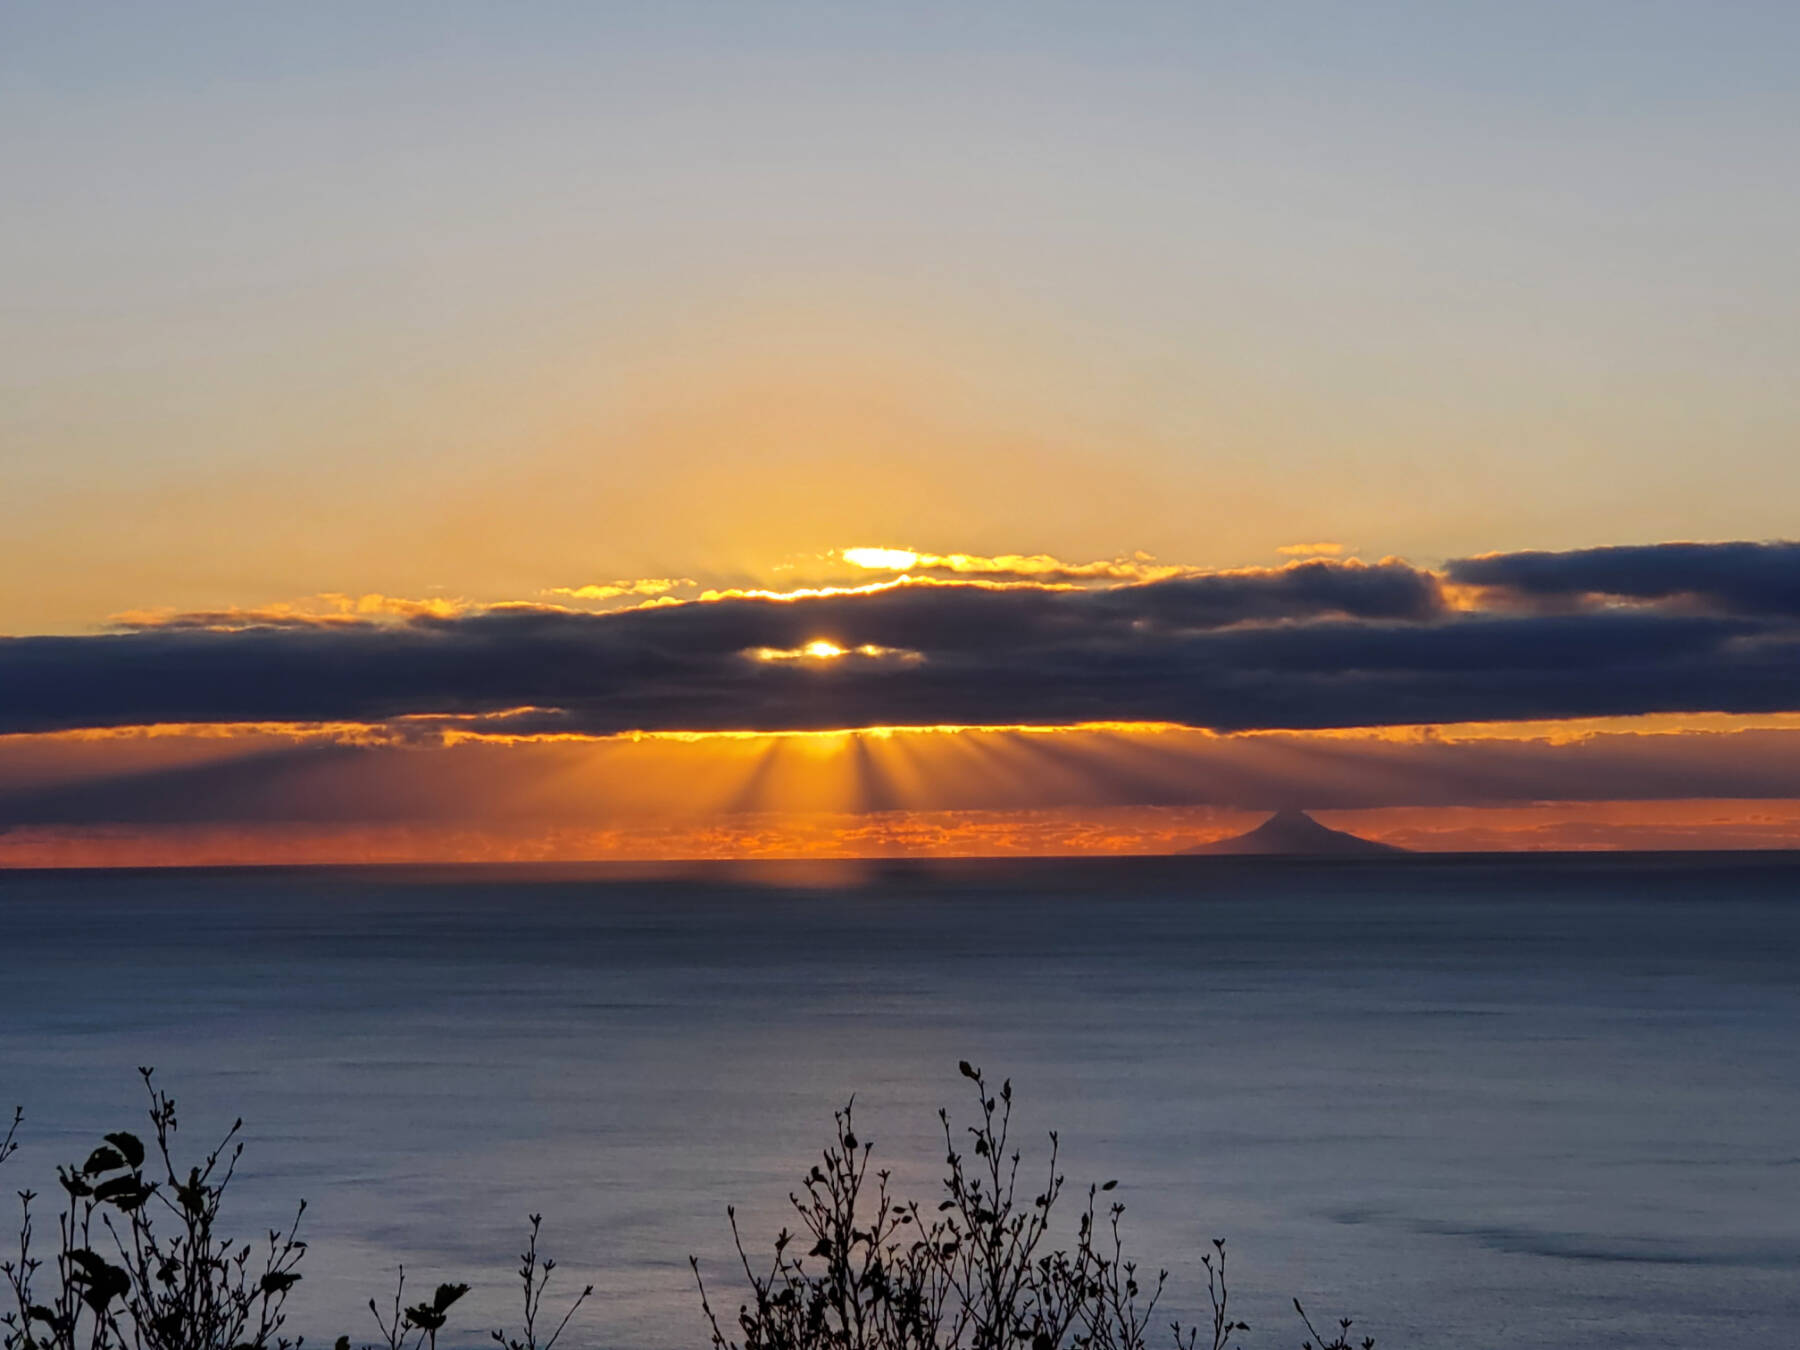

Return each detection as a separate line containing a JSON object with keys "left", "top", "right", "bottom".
{"left": 1, "top": 855, "right": 1797, "bottom": 1349}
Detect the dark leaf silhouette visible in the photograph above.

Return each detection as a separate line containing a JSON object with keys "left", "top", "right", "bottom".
{"left": 92, "top": 1174, "right": 153, "bottom": 1208}
{"left": 430, "top": 1284, "right": 468, "bottom": 1315}
{"left": 102, "top": 1132, "right": 146, "bottom": 1169}
{"left": 58, "top": 1169, "right": 94, "bottom": 1197}
{"left": 80, "top": 1146, "right": 126, "bottom": 1177}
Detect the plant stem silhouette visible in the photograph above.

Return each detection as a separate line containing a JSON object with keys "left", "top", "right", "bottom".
{"left": 5, "top": 1067, "right": 1372, "bottom": 1350}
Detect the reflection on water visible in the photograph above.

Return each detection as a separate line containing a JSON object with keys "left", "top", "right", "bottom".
{"left": 2, "top": 854, "right": 1798, "bottom": 1349}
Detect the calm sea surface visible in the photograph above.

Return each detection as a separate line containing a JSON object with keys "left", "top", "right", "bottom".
{"left": 2, "top": 855, "right": 1797, "bottom": 1349}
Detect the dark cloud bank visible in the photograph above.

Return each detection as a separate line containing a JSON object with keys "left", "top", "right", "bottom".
{"left": 1447, "top": 541, "right": 1800, "bottom": 615}
{"left": 4, "top": 543, "right": 1798, "bottom": 737}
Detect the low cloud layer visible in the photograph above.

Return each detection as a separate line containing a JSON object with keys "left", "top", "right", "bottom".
{"left": 2, "top": 542, "right": 1796, "bottom": 737}
{"left": 1447, "top": 540, "right": 1800, "bottom": 616}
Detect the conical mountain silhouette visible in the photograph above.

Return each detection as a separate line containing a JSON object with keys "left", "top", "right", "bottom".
{"left": 1184, "top": 808, "right": 1405, "bottom": 856}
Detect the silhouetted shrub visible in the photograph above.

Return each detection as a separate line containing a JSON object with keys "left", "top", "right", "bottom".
{"left": 691, "top": 1061, "right": 1372, "bottom": 1350}
{"left": 3, "top": 1066, "right": 1373, "bottom": 1350}
{"left": 1, "top": 1068, "right": 305, "bottom": 1350}
{"left": 353, "top": 1214, "right": 587, "bottom": 1350}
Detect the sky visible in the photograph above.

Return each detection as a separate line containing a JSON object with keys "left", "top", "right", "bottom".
{"left": 4, "top": 2, "right": 1800, "bottom": 863}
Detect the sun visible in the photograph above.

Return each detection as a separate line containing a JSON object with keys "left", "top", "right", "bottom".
{"left": 750, "top": 639, "right": 851, "bottom": 662}
{"left": 841, "top": 547, "right": 920, "bottom": 571}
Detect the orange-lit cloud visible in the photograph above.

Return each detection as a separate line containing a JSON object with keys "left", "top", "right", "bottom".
{"left": 1276, "top": 541, "right": 1346, "bottom": 557}
{"left": 838, "top": 546, "right": 1190, "bottom": 583}
{"left": 691, "top": 574, "right": 1088, "bottom": 604}
{"left": 749, "top": 640, "right": 923, "bottom": 664}
{"left": 113, "top": 592, "right": 470, "bottom": 631}
{"left": 0, "top": 557, "right": 1784, "bottom": 739}
{"left": 541, "top": 578, "right": 695, "bottom": 602}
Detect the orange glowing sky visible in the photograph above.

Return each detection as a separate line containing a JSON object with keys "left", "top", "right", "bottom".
{"left": 7, "top": 7, "right": 1800, "bottom": 863}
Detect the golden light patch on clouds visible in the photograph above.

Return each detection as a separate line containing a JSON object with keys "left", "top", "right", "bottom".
{"left": 755, "top": 639, "right": 842, "bottom": 660}
{"left": 0, "top": 716, "right": 1192, "bottom": 751}
{"left": 837, "top": 546, "right": 1188, "bottom": 582}
{"left": 112, "top": 592, "right": 470, "bottom": 631}
{"left": 473, "top": 719, "right": 1194, "bottom": 745}
{"left": 541, "top": 578, "right": 694, "bottom": 601}
{"left": 99, "top": 561, "right": 1099, "bottom": 635}
{"left": 17, "top": 711, "right": 1800, "bottom": 754}
{"left": 1272, "top": 711, "right": 1800, "bottom": 746}
{"left": 86, "top": 543, "right": 1456, "bottom": 649}
{"left": 338, "top": 593, "right": 466, "bottom": 619}
{"left": 697, "top": 577, "right": 911, "bottom": 603}
{"left": 437, "top": 710, "right": 1800, "bottom": 751}
{"left": 13, "top": 720, "right": 404, "bottom": 746}
{"left": 0, "top": 709, "right": 571, "bottom": 753}
{"left": 108, "top": 604, "right": 357, "bottom": 631}
{"left": 694, "top": 574, "right": 1085, "bottom": 605}
{"left": 1435, "top": 581, "right": 1492, "bottom": 612}
{"left": 1276, "top": 541, "right": 1346, "bottom": 557}
{"left": 748, "top": 640, "right": 922, "bottom": 664}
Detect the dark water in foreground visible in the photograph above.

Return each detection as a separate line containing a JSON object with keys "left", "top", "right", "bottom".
{"left": 2, "top": 854, "right": 1798, "bottom": 1348}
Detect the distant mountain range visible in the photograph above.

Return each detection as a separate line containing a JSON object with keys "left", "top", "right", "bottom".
{"left": 1184, "top": 809, "right": 1406, "bottom": 856}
